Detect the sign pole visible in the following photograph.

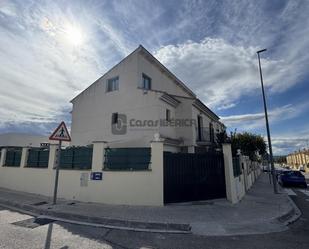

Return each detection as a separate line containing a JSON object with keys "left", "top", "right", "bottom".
{"left": 49, "top": 121, "right": 71, "bottom": 205}
{"left": 52, "top": 140, "right": 62, "bottom": 205}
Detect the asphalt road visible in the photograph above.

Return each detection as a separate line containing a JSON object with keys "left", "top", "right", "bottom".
{"left": 0, "top": 186, "right": 309, "bottom": 249}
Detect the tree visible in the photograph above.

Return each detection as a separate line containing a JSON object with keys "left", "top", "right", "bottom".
{"left": 231, "top": 132, "right": 266, "bottom": 161}
{"left": 216, "top": 130, "right": 230, "bottom": 144}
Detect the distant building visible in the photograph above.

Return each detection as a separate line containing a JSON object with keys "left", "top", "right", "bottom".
{"left": 0, "top": 133, "right": 49, "bottom": 148}
{"left": 286, "top": 149, "right": 309, "bottom": 172}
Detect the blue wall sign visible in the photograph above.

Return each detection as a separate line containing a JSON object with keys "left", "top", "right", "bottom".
{"left": 91, "top": 172, "right": 103, "bottom": 180}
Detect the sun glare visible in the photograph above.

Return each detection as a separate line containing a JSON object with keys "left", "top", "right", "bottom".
{"left": 64, "top": 24, "right": 84, "bottom": 46}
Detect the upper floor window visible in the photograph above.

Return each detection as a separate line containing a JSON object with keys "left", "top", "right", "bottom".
{"left": 106, "top": 76, "right": 119, "bottom": 92}
{"left": 166, "top": 109, "right": 171, "bottom": 121}
{"left": 141, "top": 73, "right": 151, "bottom": 90}
{"left": 112, "top": 112, "right": 118, "bottom": 124}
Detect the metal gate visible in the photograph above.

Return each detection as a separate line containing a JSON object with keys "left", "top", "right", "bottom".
{"left": 163, "top": 151, "right": 226, "bottom": 204}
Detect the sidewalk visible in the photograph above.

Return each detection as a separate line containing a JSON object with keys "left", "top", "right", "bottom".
{"left": 0, "top": 173, "right": 299, "bottom": 236}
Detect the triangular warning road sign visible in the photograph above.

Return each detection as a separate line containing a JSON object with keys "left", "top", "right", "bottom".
{"left": 49, "top": 121, "right": 71, "bottom": 141}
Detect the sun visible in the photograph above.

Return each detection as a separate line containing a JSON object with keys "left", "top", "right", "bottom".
{"left": 64, "top": 23, "right": 84, "bottom": 47}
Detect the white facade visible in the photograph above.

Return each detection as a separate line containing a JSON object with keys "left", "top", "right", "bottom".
{"left": 71, "top": 45, "right": 225, "bottom": 151}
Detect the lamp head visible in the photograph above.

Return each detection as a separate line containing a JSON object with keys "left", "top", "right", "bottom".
{"left": 257, "top": 49, "right": 267, "bottom": 54}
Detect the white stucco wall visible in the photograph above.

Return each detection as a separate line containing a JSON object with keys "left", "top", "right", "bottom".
{"left": 70, "top": 50, "right": 170, "bottom": 146}
{"left": 70, "top": 47, "right": 222, "bottom": 149}
{"left": 0, "top": 141, "right": 164, "bottom": 206}
{"left": 137, "top": 53, "right": 193, "bottom": 98}
{"left": 222, "top": 144, "right": 261, "bottom": 204}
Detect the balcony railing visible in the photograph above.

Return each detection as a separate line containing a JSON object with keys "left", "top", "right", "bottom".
{"left": 196, "top": 127, "right": 215, "bottom": 143}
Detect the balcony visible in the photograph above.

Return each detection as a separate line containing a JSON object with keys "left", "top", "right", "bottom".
{"left": 196, "top": 127, "right": 215, "bottom": 145}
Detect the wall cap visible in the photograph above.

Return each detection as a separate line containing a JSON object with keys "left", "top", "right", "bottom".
{"left": 92, "top": 141, "right": 108, "bottom": 144}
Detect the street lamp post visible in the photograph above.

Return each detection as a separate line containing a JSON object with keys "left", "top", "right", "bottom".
{"left": 257, "top": 49, "right": 278, "bottom": 194}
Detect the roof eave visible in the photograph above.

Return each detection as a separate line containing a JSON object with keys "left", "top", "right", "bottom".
{"left": 138, "top": 45, "right": 196, "bottom": 98}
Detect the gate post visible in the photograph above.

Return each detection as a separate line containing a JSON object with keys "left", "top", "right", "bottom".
{"left": 20, "top": 147, "right": 30, "bottom": 168}
{"left": 92, "top": 141, "right": 107, "bottom": 171}
{"left": 150, "top": 140, "right": 164, "bottom": 206}
{"left": 48, "top": 144, "right": 58, "bottom": 170}
{"left": 222, "top": 143, "right": 238, "bottom": 204}
{"left": 0, "top": 148, "right": 6, "bottom": 166}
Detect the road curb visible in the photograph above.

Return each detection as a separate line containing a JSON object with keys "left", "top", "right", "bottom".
{"left": 276, "top": 194, "right": 302, "bottom": 226}
{"left": 0, "top": 199, "right": 191, "bottom": 234}
{"left": 278, "top": 195, "right": 302, "bottom": 226}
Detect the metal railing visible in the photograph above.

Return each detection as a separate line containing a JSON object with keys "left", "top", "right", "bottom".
{"left": 196, "top": 127, "right": 215, "bottom": 143}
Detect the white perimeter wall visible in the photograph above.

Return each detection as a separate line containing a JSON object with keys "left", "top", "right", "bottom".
{"left": 222, "top": 144, "right": 261, "bottom": 204}
{"left": 0, "top": 141, "right": 164, "bottom": 206}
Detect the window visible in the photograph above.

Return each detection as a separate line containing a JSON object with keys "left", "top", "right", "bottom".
{"left": 197, "top": 115, "right": 203, "bottom": 141}
{"left": 209, "top": 123, "right": 214, "bottom": 142}
{"left": 166, "top": 109, "right": 171, "bottom": 121}
{"left": 106, "top": 76, "right": 119, "bottom": 92}
{"left": 141, "top": 73, "right": 151, "bottom": 90}
{"left": 112, "top": 112, "right": 118, "bottom": 124}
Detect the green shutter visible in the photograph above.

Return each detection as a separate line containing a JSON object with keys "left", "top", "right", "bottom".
{"left": 60, "top": 147, "right": 92, "bottom": 169}
{"left": 27, "top": 149, "right": 49, "bottom": 168}
{"left": 5, "top": 148, "right": 22, "bottom": 167}
{"left": 104, "top": 148, "right": 151, "bottom": 170}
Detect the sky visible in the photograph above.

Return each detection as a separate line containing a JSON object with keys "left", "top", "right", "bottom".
{"left": 0, "top": 0, "right": 308, "bottom": 155}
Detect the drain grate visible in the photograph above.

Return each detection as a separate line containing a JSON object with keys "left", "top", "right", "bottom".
{"left": 12, "top": 217, "right": 55, "bottom": 229}
{"left": 32, "top": 201, "right": 48, "bottom": 206}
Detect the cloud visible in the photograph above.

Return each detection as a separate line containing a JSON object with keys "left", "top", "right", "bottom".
{"left": 220, "top": 102, "right": 308, "bottom": 130}
{"left": 0, "top": 0, "right": 308, "bottom": 140}
{"left": 270, "top": 126, "right": 309, "bottom": 155}
{"left": 217, "top": 103, "right": 237, "bottom": 111}
{"left": 0, "top": 0, "right": 130, "bottom": 134}
{"left": 151, "top": 0, "right": 309, "bottom": 111}
{"left": 154, "top": 37, "right": 308, "bottom": 109}
{"left": 220, "top": 104, "right": 309, "bottom": 155}
{"left": 0, "top": 0, "right": 17, "bottom": 17}
{"left": 272, "top": 132, "right": 309, "bottom": 155}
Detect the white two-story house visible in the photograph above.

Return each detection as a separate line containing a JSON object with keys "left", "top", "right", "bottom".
{"left": 70, "top": 45, "right": 225, "bottom": 152}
